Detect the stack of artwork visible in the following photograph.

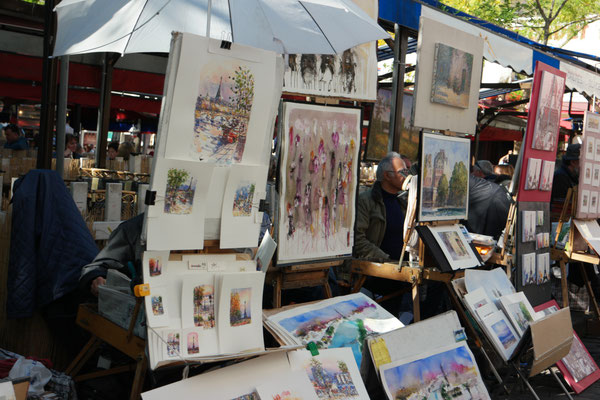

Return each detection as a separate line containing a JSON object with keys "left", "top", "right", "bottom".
{"left": 264, "top": 293, "right": 403, "bottom": 367}
{"left": 577, "top": 111, "right": 600, "bottom": 219}
{"left": 534, "top": 300, "right": 600, "bottom": 393}
{"left": 520, "top": 210, "right": 551, "bottom": 286}
{"left": 277, "top": 102, "right": 361, "bottom": 264}
{"left": 142, "top": 251, "right": 266, "bottom": 368}
{"left": 144, "top": 31, "right": 282, "bottom": 249}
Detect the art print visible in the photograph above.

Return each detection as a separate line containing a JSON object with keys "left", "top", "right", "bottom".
{"left": 596, "top": 141, "right": 600, "bottom": 162}
{"left": 539, "top": 160, "right": 555, "bottom": 191}
{"left": 164, "top": 168, "right": 197, "bottom": 214}
{"left": 398, "top": 92, "right": 420, "bottom": 161}
{"left": 145, "top": 284, "right": 170, "bottom": 327}
{"left": 463, "top": 288, "right": 496, "bottom": 317}
{"left": 491, "top": 318, "right": 518, "bottom": 350}
{"left": 524, "top": 158, "right": 542, "bottom": 190}
{"left": 180, "top": 275, "right": 219, "bottom": 357}
{"left": 193, "top": 284, "right": 215, "bottom": 328}
{"left": 590, "top": 191, "right": 599, "bottom": 214}
{"left": 142, "top": 251, "right": 170, "bottom": 283}
{"left": 278, "top": 103, "right": 360, "bottom": 263}
{"left": 499, "top": 292, "right": 537, "bottom": 337}
{"left": 583, "top": 163, "right": 592, "bottom": 185}
{"left": 537, "top": 253, "right": 550, "bottom": 284}
{"left": 166, "top": 332, "right": 181, "bottom": 358}
{"left": 230, "top": 392, "right": 259, "bottom": 400}
{"left": 531, "top": 70, "right": 565, "bottom": 152}
{"left": 536, "top": 233, "right": 544, "bottom": 250}
{"left": 365, "top": 87, "right": 392, "bottom": 161}
{"left": 186, "top": 332, "right": 199, "bottom": 355}
{"left": 464, "top": 268, "right": 516, "bottom": 307}
{"left": 522, "top": 253, "right": 537, "bottom": 286}
{"left": 428, "top": 225, "right": 480, "bottom": 270}
{"left": 593, "top": 165, "right": 600, "bottom": 187}
{"left": 431, "top": 43, "right": 473, "bottom": 109}
{"left": 419, "top": 133, "right": 470, "bottom": 221}
{"left": 380, "top": 342, "right": 490, "bottom": 400}
{"left": 151, "top": 295, "right": 164, "bottom": 316}
{"left": 522, "top": 211, "right": 536, "bottom": 242}
{"left": 580, "top": 189, "right": 590, "bottom": 214}
{"left": 232, "top": 182, "right": 255, "bottom": 217}
{"left": 586, "top": 136, "right": 595, "bottom": 160}
{"left": 230, "top": 288, "right": 252, "bottom": 326}
{"left": 537, "top": 210, "right": 544, "bottom": 226}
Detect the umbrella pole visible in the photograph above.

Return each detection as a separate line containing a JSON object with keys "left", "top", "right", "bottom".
{"left": 206, "top": 0, "right": 212, "bottom": 38}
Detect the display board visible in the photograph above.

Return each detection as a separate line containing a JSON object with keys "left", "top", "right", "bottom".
{"left": 277, "top": 102, "right": 361, "bottom": 264}
{"left": 517, "top": 62, "right": 566, "bottom": 202}
{"left": 282, "top": 0, "right": 378, "bottom": 101}
{"left": 577, "top": 111, "right": 600, "bottom": 219}
{"left": 413, "top": 17, "right": 484, "bottom": 135}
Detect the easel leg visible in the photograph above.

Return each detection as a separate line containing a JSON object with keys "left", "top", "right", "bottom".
{"left": 273, "top": 273, "right": 282, "bottom": 309}
{"left": 579, "top": 263, "right": 600, "bottom": 319}
{"left": 351, "top": 275, "right": 367, "bottom": 294}
{"left": 550, "top": 368, "right": 574, "bottom": 400}
{"left": 66, "top": 336, "right": 101, "bottom": 377}
{"left": 323, "top": 281, "right": 333, "bottom": 299}
{"left": 560, "top": 260, "right": 569, "bottom": 309}
{"left": 412, "top": 282, "right": 420, "bottom": 322}
{"left": 129, "top": 354, "right": 147, "bottom": 400}
{"left": 512, "top": 362, "right": 541, "bottom": 400}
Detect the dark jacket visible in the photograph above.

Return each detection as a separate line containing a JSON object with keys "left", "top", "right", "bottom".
{"left": 466, "top": 176, "right": 512, "bottom": 239}
{"left": 550, "top": 164, "right": 578, "bottom": 220}
{"left": 7, "top": 170, "right": 98, "bottom": 318}
{"left": 4, "top": 136, "right": 28, "bottom": 150}
{"left": 354, "top": 181, "right": 407, "bottom": 261}
{"left": 79, "top": 213, "right": 145, "bottom": 292}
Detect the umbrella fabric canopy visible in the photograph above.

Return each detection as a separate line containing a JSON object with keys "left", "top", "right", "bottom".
{"left": 53, "top": 0, "right": 389, "bottom": 56}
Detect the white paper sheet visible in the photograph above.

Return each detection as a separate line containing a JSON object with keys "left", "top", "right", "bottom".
{"left": 465, "top": 268, "right": 516, "bottom": 307}
{"left": 145, "top": 284, "right": 171, "bottom": 327}
{"left": 256, "top": 370, "right": 319, "bottom": 400}
{"left": 217, "top": 272, "right": 265, "bottom": 354}
{"left": 256, "top": 230, "right": 277, "bottom": 272}
{"left": 0, "top": 381, "right": 16, "bottom": 400}
{"left": 219, "top": 164, "right": 268, "bottom": 248}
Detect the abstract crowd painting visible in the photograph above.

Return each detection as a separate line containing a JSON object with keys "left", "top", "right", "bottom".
{"left": 531, "top": 70, "right": 565, "bottom": 152}
{"left": 365, "top": 87, "right": 392, "bottom": 161}
{"left": 230, "top": 288, "right": 252, "bottom": 326}
{"left": 193, "top": 62, "right": 254, "bottom": 164}
{"left": 164, "top": 168, "right": 197, "bottom": 214}
{"left": 232, "top": 182, "right": 255, "bottom": 217}
{"left": 380, "top": 342, "right": 490, "bottom": 400}
{"left": 278, "top": 103, "right": 361, "bottom": 263}
{"left": 419, "top": 133, "right": 470, "bottom": 221}
{"left": 431, "top": 43, "right": 474, "bottom": 109}
{"left": 282, "top": 0, "right": 377, "bottom": 101}
{"left": 193, "top": 284, "right": 215, "bottom": 328}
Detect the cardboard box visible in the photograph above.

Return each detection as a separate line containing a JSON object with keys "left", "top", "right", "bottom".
{"left": 530, "top": 307, "right": 573, "bottom": 376}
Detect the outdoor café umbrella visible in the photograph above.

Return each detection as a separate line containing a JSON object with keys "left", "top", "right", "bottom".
{"left": 53, "top": 0, "right": 389, "bottom": 56}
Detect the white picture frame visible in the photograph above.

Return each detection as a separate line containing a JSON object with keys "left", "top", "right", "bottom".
{"left": 428, "top": 224, "right": 481, "bottom": 270}
{"left": 498, "top": 292, "right": 537, "bottom": 337}
{"left": 481, "top": 311, "right": 520, "bottom": 361}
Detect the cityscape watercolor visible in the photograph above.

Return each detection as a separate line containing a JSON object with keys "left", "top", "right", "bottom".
{"left": 304, "top": 357, "right": 360, "bottom": 399}
{"left": 166, "top": 332, "right": 180, "bottom": 358}
{"left": 193, "top": 284, "right": 215, "bottom": 329}
{"left": 151, "top": 296, "right": 164, "bottom": 316}
{"left": 232, "top": 182, "right": 255, "bottom": 217}
{"left": 187, "top": 332, "right": 199, "bottom": 355}
{"left": 164, "top": 168, "right": 196, "bottom": 214}
{"left": 149, "top": 257, "right": 162, "bottom": 277}
{"left": 431, "top": 43, "right": 474, "bottom": 109}
{"left": 230, "top": 288, "right": 252, "bottom": 326}
{"left": 193, "top": 62, "right": 254, "bottom": 164}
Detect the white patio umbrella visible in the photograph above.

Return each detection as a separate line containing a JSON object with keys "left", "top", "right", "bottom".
{"left": 53, "top": 0, "right": 389, "bottom": 56}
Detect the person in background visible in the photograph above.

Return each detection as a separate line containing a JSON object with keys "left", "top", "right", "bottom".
{"left": 551, "top": 143, "right": 580, "bottom": 217}
{"left": 3, "top": 124, "right": 28, "bottom": 150}
{"left": 63, "top": 134, "right": 82, "bottom": 159}
{"left": 117, "top": 141, "right": 135, "bottom": 161}
{"left": 471, "top": 159, "right": 496, "bottom": 180}
{"left": 107, "top": 141, "right": 119, "bottom": 160}
{"left": 493, "top": 163, "right": 514, "bottom": 190}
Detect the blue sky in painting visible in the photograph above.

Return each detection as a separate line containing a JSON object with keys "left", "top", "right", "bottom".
{"left": 492, "top": 320, "right": 515, "bottom": 344}
{"left": 422, "top": 135, "right": 470, "bottom": 177}
{"left": 278, "top": 298, "right": 375, "bottom": 332}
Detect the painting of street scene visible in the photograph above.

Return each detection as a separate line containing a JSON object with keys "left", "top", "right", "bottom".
{"left": 232, "top": 181, "right": 255, "bottom": 217}
{"left": 438, "top": 231, "right": 470, "bottom": 260}
{"left": 151, "top": 295, "right": 164, "bottom": 316}
{"left": 193, "top": 284, "right": 215, "bottom": 329}
{"left": 167, "top": 332, "right": 180, "bottom": 357}
{"left": 563, "top": 335, "right": 598, "bottom": 382}
{"left": 187, "top": 332, "right": 199, "bottom": 355}
{"left": 230, "top": 288, "right": 252, "bottom": 327}
{"left": 149, "top": 257, "right": 162, "bottom": 277}
{"left": 532, "top": 71, "right": 565, "bottom": 152}
{"left": 305, "top": 357, "right": 360, "bottom": 399}
{"left": 382, "top": 344, "right": 490, "bottom": 400}
{"left": 193, "top": 62, "right": 254, "bottom": 164}
{"left": 491, "top": 320, "right": 518, "bottom": 350}
{"left": 431, "top": 43, "right": 474, "bottom": 109}
{"left": 365, "top": 87, "right": 392, "bottom": 161}
{"left": 420, "top": 134, "right": 470, "bottom": 221}
{"left": 164, "top": 168, "right": 196, "bottom": 214}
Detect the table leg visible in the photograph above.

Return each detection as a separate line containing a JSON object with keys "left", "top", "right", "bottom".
{"left": 273, "top": 273, "right": 283, "bottom": 309}
{"left": 412, "top": 282, "right": 420, "bottom": 322}
{"left": 129, "top": 354, "right": 147, "bottom": 400}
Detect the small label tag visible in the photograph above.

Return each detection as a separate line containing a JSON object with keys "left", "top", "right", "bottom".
{"left": 370, "top": 338, "right": 392, "bottom": 369}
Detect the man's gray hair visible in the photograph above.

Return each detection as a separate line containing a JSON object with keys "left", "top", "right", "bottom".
{"left": 376, "top": 152, "right": 404, "bottom": 182}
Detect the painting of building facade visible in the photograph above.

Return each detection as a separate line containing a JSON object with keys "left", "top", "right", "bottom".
{"left": 365, "top": 87, "right": 392, "bottom": 161}
{"left": 532, "top": 71, "right": 565, "bottom": 152}
{"left": 164, "top": 168, "right": 197, "bottom": 215}
{"left": 419, "top": 133, "right": 470, "bottom": 221}
{"left": 431, "top": 43, "right": 474, "bottom": 109}
{"left": 193, "top": 284, "right": 215, "bottom": 329}
{"left": 278, "top": 103, "right": 360, "bottom": 263}
{"left": 193, "top": 62, "right": 254, "bottom": 164}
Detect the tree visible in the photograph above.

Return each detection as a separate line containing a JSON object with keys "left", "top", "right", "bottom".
{"left": 230, "top": 66, "right": 255, "bottom": 115}
{"left": 338, "top": 361, "right": 349, "bottom": 373}
{"left": 448, "top": 161, "right": 468, "bottom": 206}
{"left": 230, "top": 292, "right": 241, "bottom": 321}
{"left": 436, "top": 174, "right": 449, "bottom": 206}
{"left": 440, "top": 0, "right": 600, "bottom": 45}
{"left": 167, "top": 168, "right": 189, "bottom": 190}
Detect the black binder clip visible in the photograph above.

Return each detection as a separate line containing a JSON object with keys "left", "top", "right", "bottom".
{"left": 259, "top": 199, "right": 268, "bottom": 212}
{"left": 220, "top": 40, "right": 232, "bottom": 50}
{"left": 145, "top": 190, "right": 157, "bottom": 206}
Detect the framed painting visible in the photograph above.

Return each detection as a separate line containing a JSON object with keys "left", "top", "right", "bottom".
{"left": 431, "top": 43, "right": 474, "bottom": 109}
{"left": 480, "top": 311, "right": 520, "bottom": 361}
{"left": 426, "top": 224, "right": 481, "bottom": 270}
{"left": 364, "top": 87, "right": 392, "bottom": 161}
{"left": 534, "top": 300, "right": 600, "bottom": 393}
{"left": 531, "top": 71, "right": 565, "bottom": 152}
{"left": 277, "top": 102, "right": 361, "bottom": 264}
{"left": 419, "top": 132, "right": 470, "bottom": 221}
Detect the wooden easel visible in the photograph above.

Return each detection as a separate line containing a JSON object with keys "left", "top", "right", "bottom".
{"left": 551, "top": 187, "right": 600, "bottom": 318}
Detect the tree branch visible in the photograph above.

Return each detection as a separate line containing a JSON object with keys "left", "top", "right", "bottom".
{"left": 550, "top": 0, "right": 571, "bottom": 21}
{"left": 535, "top": 0, "right": 548, "bottom": 21}
{"left": 548, "top": 16, "right": 600, "bottom": 36}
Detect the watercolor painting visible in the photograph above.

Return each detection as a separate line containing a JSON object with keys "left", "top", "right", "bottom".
{"left": 164, "top": 168, "right": 197, "bottom": 214}
{"left": 279, "top": 103, "right": 360, "bottom": 263}
{"left": 149, "top": 257, "right": 162, "bottom": 277}
{"left": 187, "top": 332, "right": 199, "bottom": 355}
{"left": 232, "top": 181, "right": 255, "bottom": 217}
{"left": 563, "top": 336, "right": 598, "bottom": 383}
{"left": 381, "top": 344, "right": 490, "bottom": 400}
{"left": 399, "top": 92, "right": 420, "bottom": 162}
{"left": 167, "top": 332, "right": 180, "bottom": 357}
{"left": 525, "top": 158, "right": 542, "bottom": 190}
{"left": 532, "top": 71, "right": 565, "bottom": 152}
{"left": 230, "top": 288, "right": 252, "bottom": 326}
{"left": 522, "top": 253, "right": 537, "bottom": 286}
{"left": 193, "top": 284, "right": 215, "bottom": 329}
{"left": 304, "top": 357, "right": 359, "bottom": 399}
{"left": 193, "top": 62, "right": 254, "bottom": 164}
{"left": 151, "top": 296, "right": 164, "bottom": 316}
{"left": 365, "top": 87, "right": 392, "bottom": 161}
{"left": 431, "top": 43, "right": 474, "bottom": 109}
{"left": 507, "top": 302, "right": 533, "bottom": 333}
{"left": 491, "top": 319, "right": 518, "bottom": 350}
{"left": 438, "top": 231, "right": 470, "bottom": 260}
{"left": 230, "top": 393, "right": 259, "bottom": 400}
{"left": 419, "top": 133, "right": 470, "bottom": 221}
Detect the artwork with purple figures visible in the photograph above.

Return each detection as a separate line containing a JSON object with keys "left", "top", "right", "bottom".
{"left": 278, "top": 102, "right": 361, "bottom": 263}
{"left": 232, "top": 182, "right": 255, "bottom": 217}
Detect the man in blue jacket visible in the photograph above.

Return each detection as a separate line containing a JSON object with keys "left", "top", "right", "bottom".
{"left": 3, "top": 124, "right": 29, "bottom": 150}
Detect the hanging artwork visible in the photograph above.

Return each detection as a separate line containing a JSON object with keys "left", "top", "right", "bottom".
{"left": 531, "top": 71, "right": 565, "bottom": 152}
{"left": 162, "top": 330, "right": 182, "bottom": 360}
{"left": 278, "top": 102, "right": 361, "bottom": 264}
{"left": 524, "top": 158, "right": 542, "bottom": 190}
{"left": 577, "top": 111, "right": 600, "bottom": 219}
{"left": 380, "top": 342, "right": 491, "bottom": 400}
{"left": 431, "top": 43, "right": 473, "bottom": 109}
{"left": 287, "top": 347, "right": 370, "bottom": 400}
{"left": 413, "top": 17, "right": 484, "bottom": 134}
{"left": 282, "top": 0, "right": 378, "bottom": 101}
{"left": 162, "top": 32, "right": 282, "bottom": 166}
{"left": 539, "top": 160, "right": 555, "bottom": 191}
{"left": 365, "top": 87, "right": 392, "bottom": 161}
{"left": 419, "top": 133, "right": 470, "bottom": 221}
{"left": 145, "top": 284, "right": 171, "bottom": 327}
{"left": 537, "top": 252, "right": 550, "bottom": 284}
{"left": 219, "top": 164, "right": 268, "bottom": 249}
{"left": 521, "top": 253, "right": 537, "bottom": 286}
{"left": 142, "top": 251, "right": 170, "bottom": 283}
{"left": 145, "top": 158, "right": 214, "bottom": 250}
{"left": 426, "top": 225, "right": 481, "bottom": 270}
{"left": 399, "top": 92, "right": 420, "bottom": 162}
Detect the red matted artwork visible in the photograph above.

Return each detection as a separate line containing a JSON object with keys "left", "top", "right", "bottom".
{"left": 534, "top": 300, "right": 600, "bottom": 393}
{"left": 517, "top": 62, "right": 566, "bottom": 202}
